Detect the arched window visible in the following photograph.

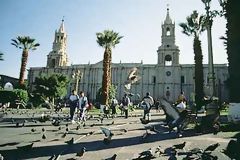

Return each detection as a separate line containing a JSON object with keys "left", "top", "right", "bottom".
{"left": 51, "top": 59, "right": 56, "bottom": 68}
{"left": 166, "top": 27, "right": 171, "bottom": 36}
{"left": 165, "top": 55, "right": 172, "bottom": 66}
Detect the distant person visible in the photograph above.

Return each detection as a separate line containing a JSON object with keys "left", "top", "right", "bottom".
{"left": 111, "top": 98, "right": 118, "bottom": 117}
{"left": 121, "top": 94, "right": 130, "bottom": 119}
{"left": 177, "top": 91, "right": 187, "bottom": 104}
{"left": 78, "top": 91, "right": 88, "bottom": 122}
{"left": 69, "top": 90, "right": 79, "bottom": 123}
{"left": 141, "top": 92, "right": 154, "bottom": 121}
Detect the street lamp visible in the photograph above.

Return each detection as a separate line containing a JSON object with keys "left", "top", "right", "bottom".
{"left": 72, "top": 69, "right": 82, "bottom": 94}
{"left": 201, "top": 0, "right": 216, "bottom": 97}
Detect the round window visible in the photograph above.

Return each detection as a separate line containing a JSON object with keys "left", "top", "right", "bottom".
{"left": 166, "top": 71, "right": 171, "bottom": 76}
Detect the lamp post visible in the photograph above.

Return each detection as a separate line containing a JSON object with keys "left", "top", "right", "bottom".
{"left": 72, "top": 69, "right": 82, "bottom": 94}
{"left": 201, "top": 0, "right": 216, "bottom": 97}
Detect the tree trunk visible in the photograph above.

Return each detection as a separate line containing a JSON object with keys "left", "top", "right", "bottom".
{"left": 19, "top": 49, "right": 28, "bottom": 87}
{"left": 102, "top": 48, "right": 111, "bottom": 105}
{"left": 194, "top": 37, "right": 204, "bottom": 110}
{"left": 226, "top": 1, "right": 240, "bottom": 102}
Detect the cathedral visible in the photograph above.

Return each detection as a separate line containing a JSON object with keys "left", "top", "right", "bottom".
{"left": 28, "top": 9, "right": 229, "bottom": 103}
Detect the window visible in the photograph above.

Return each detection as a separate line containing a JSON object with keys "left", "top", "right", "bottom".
{"left": 181, "top": 76, "right": 185, "bottom": 84}
{"left": 165, "top": 55, "right": 172, "bottom": 66}
{"left": 166, "top": 27, "right": 171, "bottom": 36}
{"left": 152, "top": 76, "right": 156, "bottom": 84}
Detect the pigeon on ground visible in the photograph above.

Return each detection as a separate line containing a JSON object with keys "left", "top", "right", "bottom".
{"left": 76, "top": 147, "right": 86, "bottom": 157}
{"left": 204, "top": 143, "right": 220, "bottom": 153}
{"left": 173, "top": 142, "right": 186, "bottom": 150}
{"left": 31, "top": 128, "right": 36, "bottom": 132}
{"left": 66, "top": 127, "right": 69, "bottom": 132}
{"left": 104, "top": 154, "right": 117, "bottom": 160}
{"left": 61, "top": 132, "right": 67, "bottom": 138}
{"left": 76, "top": 125, "right": 80, "bottom": 130}
{"left": 58, "top": 126, "right": 61, "bottom": 130}
{"left": 17, "top": 143, "right": 34, "bottom": 151}
{"left": 138, "top": 148, "right": 154, "bottom": 159}
{"left": 155, "top": 146, "right": 164, "bottom": 156}
{"left": 42, "top": 128, "right": 45, "bottom": 132}
{"left": 100, "top": 127, "right": 114, "bottom": 138}
{"left": 65, "top": 137, "right": 74, "bottom": 145}
{"left": 52, "top": 119, "right": 61, "bottom": 126}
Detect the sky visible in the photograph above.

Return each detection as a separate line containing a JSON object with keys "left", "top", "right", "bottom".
{"left": 0, "top": 0, "right": 227, "bottom": 78}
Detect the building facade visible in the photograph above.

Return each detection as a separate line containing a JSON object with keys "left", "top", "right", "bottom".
{"left": 28, "top": 10, "right": 229, "bottom": 103}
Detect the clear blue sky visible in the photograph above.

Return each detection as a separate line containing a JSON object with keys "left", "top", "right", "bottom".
{"left": 0, "top": 0, "right": 227, "bottom": 78}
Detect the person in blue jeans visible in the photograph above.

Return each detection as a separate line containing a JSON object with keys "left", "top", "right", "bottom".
{"left": 69, "top": 90, "right": 79, "bottom": 123}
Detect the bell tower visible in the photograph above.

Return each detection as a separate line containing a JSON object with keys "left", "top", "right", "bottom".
{"left": 47, "top": 18, "right": 68, "bottom": 68}
{"left": 157, "top": 8, "right": 180, "bottom": 66}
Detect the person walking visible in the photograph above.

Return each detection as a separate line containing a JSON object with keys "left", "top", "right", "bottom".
{"left": 78, "top": 91, "right": 88, "bottom": 122}
{"left": 121, "top": 93, "right": 130, "bottom": 119}
{"left": 111, "top": 98, "right": 118, "bottom": 117}
{"left": 69, "top": 90, "right": 79, "bottom": 123}
{"left": 141, "top": 92, "right": 154, "bottom": 121}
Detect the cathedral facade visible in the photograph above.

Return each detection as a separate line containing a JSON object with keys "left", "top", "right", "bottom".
{"left": 28, "top": 10, "right": 229, "bottom": 103}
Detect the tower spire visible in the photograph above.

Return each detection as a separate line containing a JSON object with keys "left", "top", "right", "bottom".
{"left": 59, "top": 16, "right": 65, "bottom": 33}
{"left": 164, "top": 5, "right": 172, "bottom": 24}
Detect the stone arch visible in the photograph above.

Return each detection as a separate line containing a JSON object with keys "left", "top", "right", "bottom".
{"left": 165, "top": 55, "right": 172, "bottom": 66}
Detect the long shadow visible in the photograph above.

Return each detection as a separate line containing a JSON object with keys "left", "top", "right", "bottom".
{"left": 0, "top": 127, "right": 200, "bottom": 160}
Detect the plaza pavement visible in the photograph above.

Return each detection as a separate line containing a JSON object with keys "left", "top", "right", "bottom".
{"left": 0, "top": 108, "right": 235, "bottom": 160}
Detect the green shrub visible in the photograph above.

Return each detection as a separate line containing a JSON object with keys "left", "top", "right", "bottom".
{"left": 0, "top": 89, "right": 28, "bottom": 104}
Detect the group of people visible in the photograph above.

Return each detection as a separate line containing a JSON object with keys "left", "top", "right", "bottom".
{"left": 69, "top": 90, "right": 89, "bottom": 124}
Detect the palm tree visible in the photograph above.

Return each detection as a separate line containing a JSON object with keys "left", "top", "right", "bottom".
{"left": 224, "top": 1, "right": 240, "bottom": 102}
{"left": 96, "top": 30, "right": 123, "bottom": 105}
{"left": 11, "top": 36, "right": 40, "bottom": 87}
{"left": 179, "top": 11, "right": 206, "bottom": 110}
{"left": 0, "top": 52, "right": 3, "bottom": 61}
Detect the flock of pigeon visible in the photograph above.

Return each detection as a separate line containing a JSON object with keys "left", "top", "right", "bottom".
{"left": 0, "top": 106, "right": 239, "bottom": 160}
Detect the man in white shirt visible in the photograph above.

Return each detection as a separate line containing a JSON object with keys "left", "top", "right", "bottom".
{"left": 78, "top": 91, "right": 88, "bottom": 122}
{"left": 69, "top": 90, "right": 79, "bottom": 123}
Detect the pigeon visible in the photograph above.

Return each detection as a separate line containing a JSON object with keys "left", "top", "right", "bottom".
{"left": 42, "top": 128, "right": 45, "bottom": 132}
{"left": 66, "top": 123, "right": 69, "bottom": 127}
{"left": 138, "top": 148, "right": 153, "bottom": 158}
{"left": 155, "top": 146, "right": 164, "bottom": 156}
{"left": 173, "top": 142, "right": 186, "bottom": 150}
{"left": 100, "top": 127, "right": 114, "bottom": 138}
{"left": 52, "top": 119, "right": 61, "bottom": 126}
{"left": 124, "top": 67, "right": 140, "bottom": 90}
{"left": 42, "top": 134, "right": 46, "bottom": 139}
{"left": 65, "top": 137, "right": 74, "bottom": 145}
{"left": 104, "top": 154, "right": 117, "bottom": 160}
{"left": 83, "top": 123, "right": 86, "bottom": 127}
{"left": 17, "top": 143, "right": 34, "bottom": 151}
{"left": 111, "top": 121, "right": 115, "bottom": 125}
{"left": 31, "top": 128, "right": 36, "bottom": 132}
{"left": 76, "top": 125, "right": 80, "bottom": 130}
{"left": 58, "top": 126, "right": 62, "bottom": 130}
{"left": 61, "top": 132, "right": 67, "bottom": 138}
{"left": 76, "top": 147, "right": 86, "bottom": 157}
{"left": 66, "top": 127, "right": 69, "bottom": 132}
{"left": 204, "top": 143, "right": 220, "bottom": 153}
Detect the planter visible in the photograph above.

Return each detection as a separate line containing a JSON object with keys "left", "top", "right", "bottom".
{"left": 228, "top": 103, "right": 240, "bottom": 123}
